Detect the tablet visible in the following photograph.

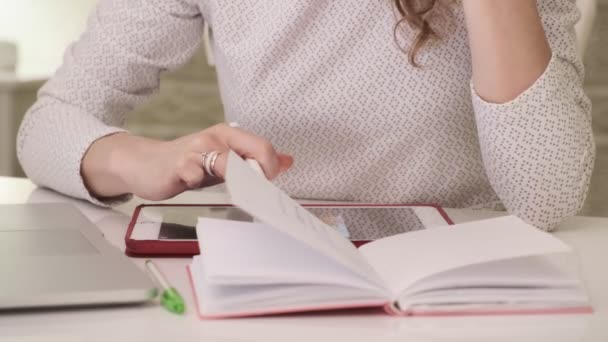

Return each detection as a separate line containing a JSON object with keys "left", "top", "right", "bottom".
{"left": 125, "top": 204, "right": 453, "bottom": 257}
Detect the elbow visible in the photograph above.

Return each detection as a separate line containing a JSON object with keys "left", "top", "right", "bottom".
{"left": 512, "top": 137, "right": 595, "bottom": 232}
{"left": 510, "top": 196, "right": 586, "bottom": 233}
{"left": 16, "top": 98, "right": 55, "bottom": 187}
{"left": 16, "top": 105, "right": 36, "bottom": 181}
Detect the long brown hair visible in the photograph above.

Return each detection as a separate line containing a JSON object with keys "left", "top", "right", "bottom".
{"left": 393, "top": 0, "right": 443, "bottom": 67}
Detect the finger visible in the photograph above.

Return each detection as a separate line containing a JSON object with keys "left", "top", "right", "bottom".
{"left": 211, "top": 151, "right": 291, "bottom": 180}
{"left": 199, "top": 150, "right": 226, "bottom": 182}
{"left": 179, "top": 165, "right": 205, "bottom": 189}
{"left": 277, "top": 153, "right": 294, "bottom": 173}
{"left": 211, "top": 151, "right": 228, "bottom": 179}
{"left": 212, "top": 124, "right": 282, "bottom": 179}
{"left": 176, "top": 153, "right": 207, "bottom": 189}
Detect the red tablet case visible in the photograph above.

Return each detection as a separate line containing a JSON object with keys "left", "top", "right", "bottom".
{"left": 125, "top": 203, "right": 453, "bottom": 257}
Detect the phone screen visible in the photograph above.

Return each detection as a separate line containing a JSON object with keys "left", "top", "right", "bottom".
{"left": 134, "top": 205, "right": 445, "bottom": 242}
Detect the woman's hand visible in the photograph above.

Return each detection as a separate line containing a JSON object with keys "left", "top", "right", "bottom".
{"left": 82, "top": 123, "right": 293, "bottom": 201}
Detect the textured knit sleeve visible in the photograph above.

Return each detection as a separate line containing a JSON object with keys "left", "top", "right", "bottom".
{"left": 17, "top": 0, "right": 204, "bottom": 206}
{"left": 471, "top": 0, "right": 595, "bottom": 231}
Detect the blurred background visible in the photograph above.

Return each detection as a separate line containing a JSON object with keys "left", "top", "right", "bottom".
{"left": 0, "top": 0, "right": 606, "bottom": 216}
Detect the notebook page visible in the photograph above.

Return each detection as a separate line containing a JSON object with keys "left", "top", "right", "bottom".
{"left": 191, "top": 255, "right": 387, "bottom": 317}
{"left": 358, "top": 215, "right": 572, "bottom": 295}
{"left": 197, "top": 217, "right": 389, "bottom": 295}
{"left": 401, "top": 255, "right": 581, "bottom": 297}
{"left": 225, "top": 151, "right": 384, "bottom": 287}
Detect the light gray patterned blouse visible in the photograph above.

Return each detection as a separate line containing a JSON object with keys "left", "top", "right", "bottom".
{"left": 17, "top": 0, "right": 594, "bottom": 231}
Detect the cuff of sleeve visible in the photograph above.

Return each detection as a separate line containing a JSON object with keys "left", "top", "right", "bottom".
{"left": 18, "top": 102, "right": 133, "bottom": 207}
{"left": 76, "top": 128, "right": 134, "bottom": 208}
{"left": 470, "top": 54, "right": 561, "bottom": 112}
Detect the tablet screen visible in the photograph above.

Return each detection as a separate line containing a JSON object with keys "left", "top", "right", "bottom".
{"left": 305, "top": 207, "right": 426, "bottom": 240}
{"left": 131, "top": 205, "right": 449, "bottom": 242}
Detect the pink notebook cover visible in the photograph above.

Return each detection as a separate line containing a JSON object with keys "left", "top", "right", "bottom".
{"left": 186, "top": 266, "right": 593, "bottom": 319}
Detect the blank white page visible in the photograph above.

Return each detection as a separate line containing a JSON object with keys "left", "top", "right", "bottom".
{"left": 401, "top": 255, "right": 581, "bottom": 297}
{"left": 191, "top": 256, "right": 387, "bottom": 316}
{"left": 197, "top": 217, "right": 389, "bottom": 296}
{"left": 358, "top": 215, "right": 571, "bottom": 295}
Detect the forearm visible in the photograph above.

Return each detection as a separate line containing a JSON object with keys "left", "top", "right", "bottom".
{"left": 462, "top": 0, "right": 552, "bottom": 103}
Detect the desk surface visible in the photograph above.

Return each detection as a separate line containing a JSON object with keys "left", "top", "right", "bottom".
{"left": 0, "top": 176, "right": 607, "bottom": 342}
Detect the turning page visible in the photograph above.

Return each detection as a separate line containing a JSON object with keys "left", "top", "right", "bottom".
{"left": 225, "top": 151, "right": 384, "bottom": 287}
{"left": 197, "top": 217, "right": 387, "bottom": 294}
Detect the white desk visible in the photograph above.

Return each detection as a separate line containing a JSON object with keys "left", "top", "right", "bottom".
{"left": 0, "top": 176, "right": 607, "bottom": 342}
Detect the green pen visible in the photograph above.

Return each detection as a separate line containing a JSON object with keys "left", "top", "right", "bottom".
{"left": 145, "top": 260, "right": 186, "bottom": 314}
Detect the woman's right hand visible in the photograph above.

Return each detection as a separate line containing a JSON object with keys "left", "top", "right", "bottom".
{"left": 81, "top": 123, "right": 293, "bottom": 201}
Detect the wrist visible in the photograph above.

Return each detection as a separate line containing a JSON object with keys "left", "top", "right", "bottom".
{"left": 106, "top": 133, "right": 137, "bottom": 194}
{"left": 82, "top": 133, "right": 153, "bottom": 198}
{"left": 108, "top": 133, "right": 163, "bottom": 194}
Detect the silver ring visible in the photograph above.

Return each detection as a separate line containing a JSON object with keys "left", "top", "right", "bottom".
{"left": 201, "top": 152, "right": 211, "bottom": 176}
{"left": 203, "top": 151, "right": 220, "bottom": 177}
{"left": 201, "top": 152, "right": 209, "bottom": 168}
{"left": 209, "top": 151, "right": 221, "bottom": 177}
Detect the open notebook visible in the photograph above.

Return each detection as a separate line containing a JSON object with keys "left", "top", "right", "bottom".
{"left": 188, "top": 151, "right": 591, "bottom": 318}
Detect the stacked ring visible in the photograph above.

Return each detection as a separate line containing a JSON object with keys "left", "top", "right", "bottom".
{"left": 209, "top": 151, "right": 221, "bottom": 177}
{"left": 202, "top": 151, "right": 221, "bottom": 177}
{"left": 201, "top": 152, "right": 209, "bottom": 173}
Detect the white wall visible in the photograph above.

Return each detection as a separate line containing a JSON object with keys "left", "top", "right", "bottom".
{"left": 576, "top": 0, "right": 597, "bottom": 57}
{"left": 0, "top": 0, "right": 98, "bottom": 76}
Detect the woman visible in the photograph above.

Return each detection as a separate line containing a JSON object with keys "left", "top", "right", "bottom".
{"left": 17, "top": 0, "right": 594, "bottom": 231}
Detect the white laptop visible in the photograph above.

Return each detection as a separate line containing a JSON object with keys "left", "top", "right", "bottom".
{"left": 0, "top": 203, "right": 156, "bottom": 309}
